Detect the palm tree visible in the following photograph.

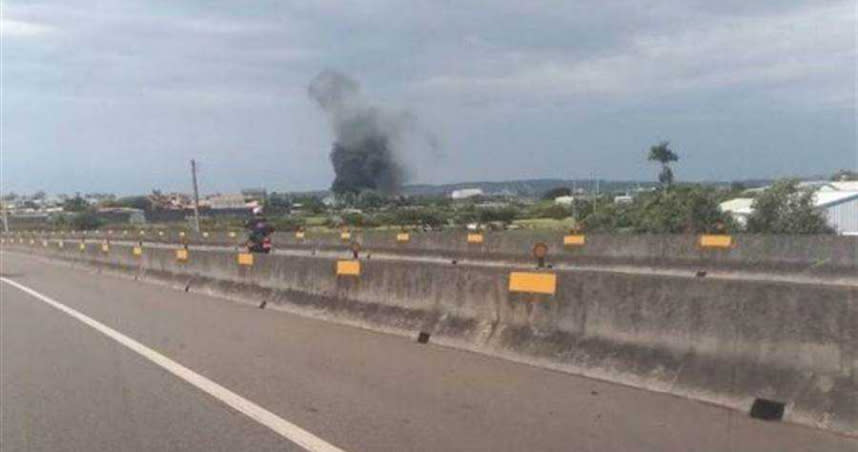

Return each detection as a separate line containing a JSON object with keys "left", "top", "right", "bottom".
{"left": 648, "top": 141, "right": 679, "bottom": 188}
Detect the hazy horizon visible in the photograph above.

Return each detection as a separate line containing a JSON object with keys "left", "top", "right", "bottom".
{"left": 2, "top": 1, "right": 856, "bottom": 195}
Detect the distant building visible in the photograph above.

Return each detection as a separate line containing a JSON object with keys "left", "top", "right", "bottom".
{"left": 821, "top": 181, "right": 858, "bottom": 192}
{"left": 720, "top": 190, "right": 858, "bottom": 235}
{"left": 207, "top": 194, "right": 247, "bottom": 210}
{"left": 613, "top": 195, "right": 633, "bottom": 204}
{"left": 719, "top": 198, "right": 755, "bottom": 227}
{"left": 554, "top": 196, "right": 574, "bottom": 205}
{"left": 451, "top": 188, "right": 483, "bottom": 200}
{"left": 816, "top": 191, "right": 858, "bottom": 235}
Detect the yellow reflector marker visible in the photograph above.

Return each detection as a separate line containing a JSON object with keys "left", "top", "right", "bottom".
{"left": 132, "top": 246, "right": 143, "bottom": 256}
{"left": 140, "top": 230, "right": 146, "bottom": 235}
{"left": 336, "top": 260, "right": 360, "bottom": 276}
{"left": 396, "top": 233, "right": 410, "bottom": 242}
{"left": 509, "top": 272, "right": 557, "bottom": 295}
{"left": 699, "top": 234, "right": 733, "bottom": 248}
{"left": 101, "top": 243, "right": 110, "bottom": 253}
{"left": 159, "top": 231, "right": 165, "bottom": 236}
{"left": 58, "top": 241, "right": 64, "bottom": 248}
{"left": 295, "top": 231, "right": 305, "bottom": 239}
{"left": 203, "top": 232, "right": 210, "bottom": 238}
{"left": 79, "top": 243, "right": 86, "bottom": 251}
{"left": 179, "top": 231, "right": 186, "bottom": 237}
{"left": 176, "top": 249, "right": 189, "bottom": 261}
{"left": 467, "top": 233, "right": 484, "bottom": 244}
{"left": 237, "top": 253, "right": 254, "bottom": 266}
{"left": 563, "top": 235, "right": 586, "bottom": 246}
{"left": 229, "top": 231, "right": 237, "bottom": 238}
{"left": 340, "top": 232, "right": 351, "bottom": 241}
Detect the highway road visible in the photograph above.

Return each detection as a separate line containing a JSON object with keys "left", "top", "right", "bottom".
{"left": 1, "top": 252, "right": 855, "bottom": 451}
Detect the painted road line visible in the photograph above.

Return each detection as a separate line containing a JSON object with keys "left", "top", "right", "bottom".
{"left": 0, "top": 277, "right": 347, "bottom": 452}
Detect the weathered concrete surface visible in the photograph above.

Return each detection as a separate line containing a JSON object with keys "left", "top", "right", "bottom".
{"left": 4, "top": 239, "right": 857, "bottom": 436}
{"left": 21, "top": 230, "right": 858, "bottom": 275}
{"left": 8, "top": 255, "right": 856, "bottom": 452}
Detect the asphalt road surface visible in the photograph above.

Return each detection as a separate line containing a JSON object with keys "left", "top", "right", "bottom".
{"left": 1, "top": 252, "right": 855, "bottom": 451}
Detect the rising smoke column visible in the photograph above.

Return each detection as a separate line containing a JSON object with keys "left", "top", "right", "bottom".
{"left": 308, "top": 70, "right": 405, "bottom": 195}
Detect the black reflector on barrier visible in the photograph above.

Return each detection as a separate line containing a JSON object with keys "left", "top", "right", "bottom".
{"left": 750, "top": 398, "right": 785, "bottom": 421}
{"left": 417, "top": 332, "right": 430, "bottom": 344}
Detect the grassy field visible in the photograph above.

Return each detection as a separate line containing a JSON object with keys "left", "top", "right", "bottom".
{"left": 512, "top": 218, "right": 575, "bottom": 230}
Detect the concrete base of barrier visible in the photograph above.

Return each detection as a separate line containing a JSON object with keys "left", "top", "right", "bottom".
{"left": 3, "top": 242, "right": 856, "bottom": 437}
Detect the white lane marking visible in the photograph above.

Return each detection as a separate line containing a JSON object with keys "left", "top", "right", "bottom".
{"left": 0, "top": 277, "right": 346, "bottom": 452}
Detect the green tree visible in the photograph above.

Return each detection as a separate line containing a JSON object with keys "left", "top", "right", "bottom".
{"left": 579, "top": 201, "right": 633, "bottom": 232}
{"left": 115, "top": 196, "right": 153, "bottom": 212}
{"left": 541, "top": 187, "right": 572, "bottom": 200}
{"left": 63, "top": 195, "right": 90, "bottom": 212}
{"left": 647, "top": 141, "right": 679, "bottom": 187}
{"left": 477, "top": 207, "right": 518, "bottom": 225}
{"left": 70, "top": 211, "right": 105, "bottom": 230}
{"left": 745, "top": 180, "right": 833, "bottom": 234}
{"left": 633, "top": 186, "right": 732, "bottom": 233}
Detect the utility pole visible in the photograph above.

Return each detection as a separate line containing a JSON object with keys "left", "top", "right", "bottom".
{"left": 1, "top": 200, "right": 8, "bottom": 233}
{"left": 190, "top": 159, "right": 201, "bottom": 233}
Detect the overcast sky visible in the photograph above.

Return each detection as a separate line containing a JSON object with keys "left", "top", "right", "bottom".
{"left": 2, "top": 0, "right": 856, "bottom": 195}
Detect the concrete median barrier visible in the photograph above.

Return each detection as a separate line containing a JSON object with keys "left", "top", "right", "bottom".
{"left": 63, "top": 230, "right": 858, "bottom": 275}
{"left": 2, "top": 238, "right": 856, "bottom": 436}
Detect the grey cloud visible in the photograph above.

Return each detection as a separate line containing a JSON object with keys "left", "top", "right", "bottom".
{"left": 1, "top": 0, "right": 854, "bottom": 195}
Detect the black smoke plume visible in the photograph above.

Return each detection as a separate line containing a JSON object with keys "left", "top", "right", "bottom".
{"left": 308, "top": 70, "right": 404, "bottom": 195}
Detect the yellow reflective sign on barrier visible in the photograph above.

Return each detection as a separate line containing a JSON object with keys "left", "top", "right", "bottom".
{"left": 396, "top": 233, "right": 410, "bottom": 242}
{"left": 563, "top": 234, "right": 586, "bottom": 246}
{"left": 176, "top": 248, "right": 189, "bottom": 261}
{"left": 101, "top": 243, "right": 110, "bottom": 253}
{"left": 340, "top": 231, "right": 351, "bottom": 241}
{"left": 509, "top": 272, "right": 557, "bottom": 295}
{"left": 467, "top": 233, "right": 484, "bottom": 244}
{"left": 237, "top": 253, "right": 254, "bottom": 266}
{"left": 229, "top": 231, "right": 237, "bottom": 238}
{"left": 336, "top": 260, "right": 360, "bottom": 276}
{"left": 79, "top": 243, "right": 86, "bottom": 251}
{"left": 295, "top": 231, "right": 305, "bottom": 239}
{"left": 699, "top": 234, "right": 733, "bottom": 248}
{"left": 132, "top": 246, "right": 143, "bottom": 257}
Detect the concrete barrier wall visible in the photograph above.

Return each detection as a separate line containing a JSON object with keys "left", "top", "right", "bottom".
{"left": 16, "top": 230, "right": 857, "bottom": 275}
{"left": 3, "top": 239, "right": 856, "bottom": 436}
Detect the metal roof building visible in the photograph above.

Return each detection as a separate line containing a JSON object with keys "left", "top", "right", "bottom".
{"left": 720, "top": 190, "right": 858, "bottom": 235}
{"left": 815, "top": 191, "right": 858, "bottom": 235}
